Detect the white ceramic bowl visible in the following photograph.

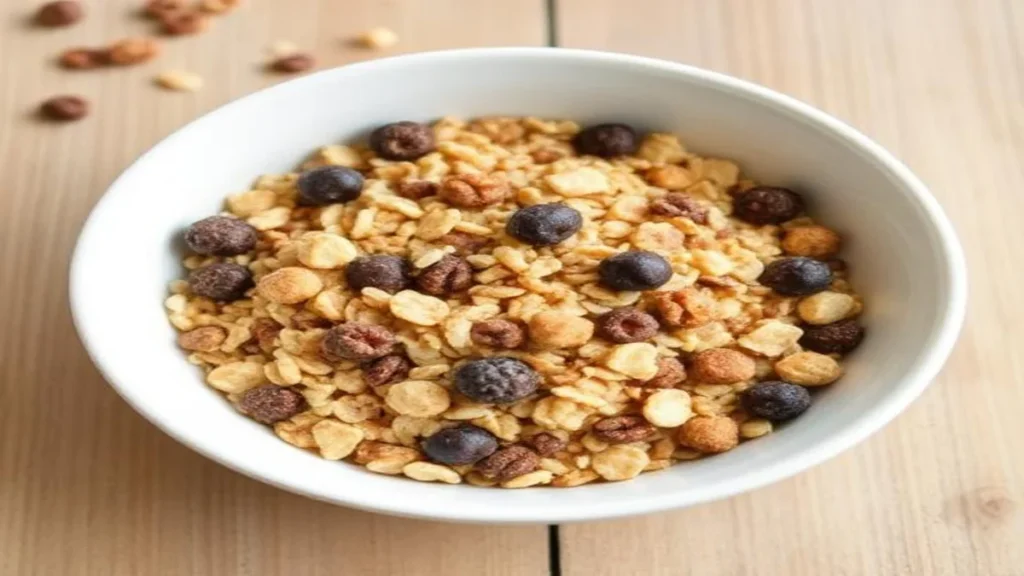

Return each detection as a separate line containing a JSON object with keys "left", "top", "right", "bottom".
{"left": 70, "top": 48, "right": 966, "bottom": 523}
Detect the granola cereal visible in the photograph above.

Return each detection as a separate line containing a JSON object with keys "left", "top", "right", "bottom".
{"left": 166, "top": 116, "right": 866, "bottom": 487}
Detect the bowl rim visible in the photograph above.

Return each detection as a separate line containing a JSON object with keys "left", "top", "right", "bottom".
{"left": 70, "top": 47, "right": 967, "bottom": 524}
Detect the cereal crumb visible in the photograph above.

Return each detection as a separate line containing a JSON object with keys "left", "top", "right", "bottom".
{"left": 359, "top": 26, "right": 399, "bottom": 49}
{"left": 155, "top": 70, "right": 203, "bottom": 92}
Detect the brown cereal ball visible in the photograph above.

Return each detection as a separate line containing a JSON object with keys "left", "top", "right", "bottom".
{"left": 782, "top": 225, "right": 841, "bottom": 258}
{"left": 188, "top": 262, "right": 253, "bottom": 301}
{"left": 184, "top": 215, "right": 258, "bottom": 256}
{"left": 643, "top": 357, "right": 687, "bottom": 388}
{"left": 691, "top": 348, "right": 756, "bottom": 384}
{"left": 774, "top": 351, "right": 842, "bottom": 386}
{"left": 238, "top": 385, "right": 305, "bottom": 424}
{"left": 321, "top": 323, "right": 395, "bottom": 361}
{"left": 678, "top": 416, "right": 739, "bottom": 454}
{"left": 470, "top": 318, "right": 526, "bottom": 349}
{"left": 416, "top": 254, "right": 472, "bottom": 295}
{"left": 595, "top": 307, "right": 659, "bottom": 344}
{"left": 592, "top": 415, "right": 657, "bottom": 444}
{"left": 438, "top": 173, "right": 509, "bottom": 208}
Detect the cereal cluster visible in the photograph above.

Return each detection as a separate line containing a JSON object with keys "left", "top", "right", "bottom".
{"left": 165, "top": 116, "right": 865, "bottom": 488}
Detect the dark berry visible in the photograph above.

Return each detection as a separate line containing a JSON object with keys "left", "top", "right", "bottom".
{"left": 572, "top": 123, "right": 639, "bottom": 158}
{"left": 595, "top": 307, "right": 659, "bottom": 343}
{"left": 416, "top": 254, "right": 472, "bottom": 295}
{"left": 188, "top": 262, "right": 253, "bottom": 301}
{"left": 421, "top": 424, "right": 498, "bottom": 465}
{"left": 598, "top": 250, "right": 673, "bottom": 291}
{"left": 369, "top": 121, "right": 435, "bottom": 161}
{"left": 184, "top": 216, "right": 258, "bottom": 256}
{"left": 506, "top": 203, "right": 583, "bottom": 246}
{"left": 238, "top": 385, "right": 305, "bottom": 424}
{"left": 741, "top": 381, "right": 811, "bottom": 421}
{"left": 297, "top": 166, "right": 364, "bottom": 206}
{"left": 345, "top": 255, "right": 410, "bottom": 293}
{"left": 454, "top": 357, "right": 539, "bottom": 404}
{"left": 800, "top": 319, "right": 865, "bottom": 354}
{"left": 321, "top": 323, "right": 395, "bottom": 361}
{"left": 733, "top": 186, "right": 803, "bottom": 225}
{"left": 759, "top": 257, "right": 833, "bottom": 296}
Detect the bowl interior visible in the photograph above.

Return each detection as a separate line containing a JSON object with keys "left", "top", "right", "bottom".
{"left": 71, "top": 49, "right": 964, "bottom": 523}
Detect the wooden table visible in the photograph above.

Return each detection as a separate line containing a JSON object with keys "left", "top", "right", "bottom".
{"left": 1, "top": 1, "right": 1020, "bottom": 574}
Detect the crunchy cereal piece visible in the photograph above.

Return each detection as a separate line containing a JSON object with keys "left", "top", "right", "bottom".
{"left": 59, "top": 48, "right": 106, "bottom": 69}
{"left": 501, "top": 470, "right": 554, "bottom": 488}
{"left": 528, "top": 311, "right": 594, "bottom": 349}
{"left": 296, "top": 233, "right": 358, "bottom": 269}
{"left": 226, "top": 189, "right": 276, "bottom": 217}
{"left": 653, "top": 287, "right": 715, "bottom": 328}
{"left": 362, "top": 354, "right": 411, "bottom": 386}
{"left": 359, "top": 26, "right": 399, "bottom": 49}
{"left": 532, "top": 396, "right": 590, "bottom": 431}
{"left": 416, "top": 255, "right": 472, "bottom": 296}
{"left": 257, "top": 267, "right": 323, "bottom": 304}
{"left": 389, "top": 290, "right": 450, "bottom": 326}
{"left": 271, "top": 53, "right": 315, "bottom": 73}
{"left": 737, "top": 320, "right": 804, "bottom": 357}
{"left": 161, "top": 11, "right": 209, "bottom": 35}
{"left": 631, "top": 222, "right": 685, "bottom": 252}
{"left": 177, "top": 325, "right": 226, "bottom": 351}
{"left": 39, "top": 95, "right": 89, "bottom": 122}
{"left": 701, "top": 159, "right": 740, "bottom": 187}
{"left": 739, "top": 419, "right": 773, "bottom": 439}
{"left": 332, "top": 394, "right": 383, "bottom": 423}
{"left": 552, "top": 469, "right": 601, "bottom": 488}
{"left": 274, "top": 412, "right": 321, "bottom": 448}
{"left": 415, "top": 208, "right": 460, "bottom": 240}
{"left": 155, "top": 70, "right": 203, "bottom": 92}
{"left": 636, "top": 133, "right": 686, "bottom": 164}
{"left": 797, "top": 291, "right": 856, "bottom": 325}
{"left": 206, "top": 361, "right": 265, "bottom": 393}
{"left": 402, "top": 462, "right": 461, "bottom": 484}
{"left": 678, "top": 321, "right": 735, "bottom": 352}
{"left": 592, "top": 415, "right": 656, "bottom": 444}
{"left": 199, "top": 0, "right": 240, "bottom": 13}
{"left": 608, "top": 196, "right": 648, "bottom": 223}
{"left": 311, "top": 419, "right": 364, "bottom": 460}
{"left": 646, "top": 165, "right": 695, "bottom": 190}
{"left": 527, "top": 432, "right": 568, "bottom": 456}
{"left": 691, "top": 348, "right": 756, "bottom": 384}
{"left": 107, "top": 38, "right": 161, "bottom": 65}
{"left": 385, "top": 380, "right": 451, "bottom": 417}
{"left": 439, "top": 173, "right": 508, "bottom": 208}
{"left": 649, "top": 192, "right": 708, "bottom": 223}
{"left": 692, "top": 249, "right": 735, "bottom": 276}
{"left": 545, "top": 167, "right": 611, "bottom": 197}
{"left": 322, "top": 323, "right": 395, "bottom": 360}
{"left": 782, "top": 225, "right": 841, "bottom": 257}
{"left": 774, "top": 351, "right": 842, "bottom": 386}
{"left": 678, "top": 416, "right": 739, "bottom": 453}
{"left": 470, "top": 318, "right": 526, "bottom": 349}
{"left": 643, "top": 389, "right": 693, "bottom": 428}
{"left": 603, "top": 342, "right": 659, "bottom": 379}
{"left": 476, "top": 446, "right": 540, "bottom": 481}
{"left": 644, "top": 357, "right": 687, "bottom": 388}
{"left": 591, "top": 445, "right": 650, "bottom": 481}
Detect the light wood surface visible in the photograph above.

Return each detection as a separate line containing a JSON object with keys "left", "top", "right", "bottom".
{"left": 1, "top": 0, "right": 1021, "bottom": 574}
{"left": 0, "top": 2, "right": 549, "bottom": 575}
{"left": 557, "top": 0, "right": 1024, "bottom": 574}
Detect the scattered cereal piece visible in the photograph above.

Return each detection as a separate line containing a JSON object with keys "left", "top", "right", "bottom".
{"left": 161, "top": 11, "right": 209, "bottom": 35}
{"left": 359, "top": 26, "right": 399, "bottom": 49}
{"left": 144, "top": 0, "right": 185, "bottom": 18}
{"left": 107, "top": 37, "right": 160, "bottom": 65}
{"left": 39, "top": 95, "right": 88, "bottom": 122}
{"left": 59, "top": 48, "right": 106, "bottom": 69}
{"left": 155, "top": 69, "right": 203, "bottom": 91}
{"left": 199, "top": 0, "right": 240, "bottom": 13}
{"left": 774, "top": 351, "right": 842, "bottom": 386}
{"left": 271, "top": 53, "right": 315, "bottom": 73}
{"left": 36, "top": 0, "right": 82, "bottom": 27}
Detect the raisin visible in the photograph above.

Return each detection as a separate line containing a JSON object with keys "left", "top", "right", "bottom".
{"left": 759, "top": 257, "right": 832, "bottom": 296}
{"left": 800, "top": 319, "right": 865, "bottom": 354}
{"left": 321, "top": 323, "right": 395, "bottom": 361}
{"left": 527, "top": 432, "right": 567, "bottom": 456}
{"left": 416, "top": 254, "right": 472, "bottom": 296}
{"left": 188, "top": 262, "right": 253, "bottom": 301}
{"left": 237, "top": 385, "right": 305, "bottom": 424}
{"left": 733, "top": 186, "right": 803, "bottom": 225}
{"left": 741, "top": 381, "right": 812, "bottom": 421}
{"left": 475, "top": 445, "right": 540, "bottom": 481}
{"left": 297, "top": 166, "right": 364, "bottom": 206}
{"left": 506, "top": 203, "right": 583, "bottom": 246}
{"left": 421, "top": 424, "right": 498, "bottom": 465}
{"left": 592, "top": 415, "right": 656, "bottom": 444}
{"left": 454, "top": 357, "right": 539, "bottom": 404}
{"left": 649, "top": 193, "right": 708, "bottom": 223}
{"left": 595, "top": 307, "right": 659, "bottom": 343}
{"left": 345, "top": 254, "right": 410, "bottom": 294}
{"left": 369, "top": 121, "right": 435, "bottom": 161}
{"left": 598, "top": 250, "right": 673, "bottom": 291}
{"left": 470, "top": 319, "right": 526, "bottom": 349}
{"left": 643, "top": 357, "right": 687, "bottom": 388}
{"left": 438, "top": 174, "right": 509, "bottom": 208}
{"left": 573, "top": 123, "right": 639, "bottom": 157}
{"left": 184, "top": 215, "right": 258, "bottom": 256}
{"left": 362, "top": 354, "right": 411, "bottom": 386}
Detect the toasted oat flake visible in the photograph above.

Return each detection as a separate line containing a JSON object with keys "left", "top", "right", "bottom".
{"left": 155, "top": 70, "right": 203, "bottom": 92}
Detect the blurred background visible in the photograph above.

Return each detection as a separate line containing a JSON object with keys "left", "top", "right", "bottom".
{"left": 1, "top": 1, "right": 1020, "bottom": 575}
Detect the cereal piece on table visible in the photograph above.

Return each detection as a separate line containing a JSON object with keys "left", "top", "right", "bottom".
{"left": 36, "top": 0, "right": 82, "bottom": 27}
{"left": 155, "top": 70, "right": 203, "bottom": 92}
{"left": 161, "top": 11, "right": 209, "bottom": 35}
{"left": 144, "top": 0, "right": 185, "bottom": 18}
{"left": 107, "top": 38, "right": 160, "bottom": 65}
{"left": 528, "top": 311, "right": 594, "bottom": 349}
{"left": 774, "top": 351, "right": 842, "bottom": 386}
{"left": 59, "top": 48, "right": 106, "bottom": 70}
{"left": 359, "top": 26, "right": 399, "bottom": 49}
{"left": 39, "top": 95, "right": 88, "bottom": 122}
{"left": 199, "top": 0, "right": 240, "bottom": 13}
{"left": 271, "top": 53, "right": 315, "bottom": 74}
{"left": 591, "top": 445, "right": 650, "bottom": 481}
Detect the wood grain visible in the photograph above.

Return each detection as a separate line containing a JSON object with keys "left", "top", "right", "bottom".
{"left": 556, "top": 0, "right": 1024, "bottom": 574}
{"left": 0, "top": 2, "right": 548, "bottom": 575}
